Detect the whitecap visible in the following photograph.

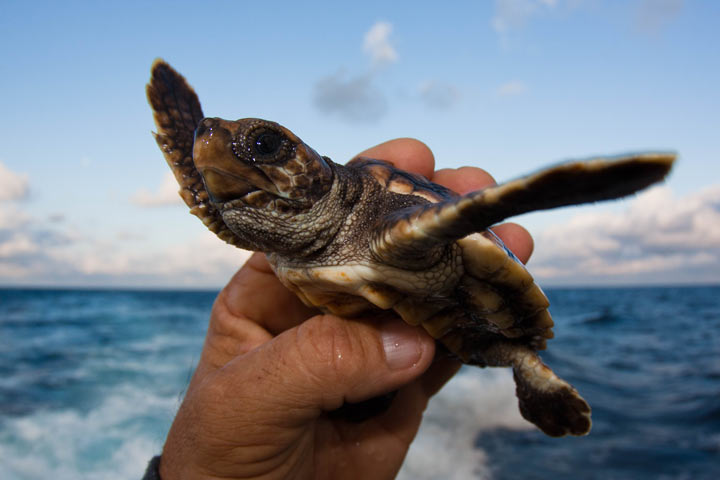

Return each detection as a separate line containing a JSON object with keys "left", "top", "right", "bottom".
{"left": 398, "top": 367, "right": 532, "bottom": 480}
{"left": 0, "top": 383, "right": 179, "bottom": 480}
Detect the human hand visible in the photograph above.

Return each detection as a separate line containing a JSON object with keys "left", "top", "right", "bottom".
{"left": 157, "top": 139, "right": 534, "bottom": 480}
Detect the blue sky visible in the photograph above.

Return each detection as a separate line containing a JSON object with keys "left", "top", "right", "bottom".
{"left": 1, "top": 0, "right": 718, "bottom": 287}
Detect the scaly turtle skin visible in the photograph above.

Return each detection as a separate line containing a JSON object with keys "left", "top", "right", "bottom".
{"left": 147, "top": 59, "right": 675, "bottom": 437}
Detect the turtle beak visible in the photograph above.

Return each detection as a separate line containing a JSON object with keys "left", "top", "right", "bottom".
{"left": 193, "top": 117, "right": 279, "bottom": 204}
{"left": 193, "top": 118, "right": 234, "bottom": 172}
{"left": 199, "top": 169, "right": 257, "bottom": 203}
{"left": 193, "top": 118, "right": 251, "bottom": 203}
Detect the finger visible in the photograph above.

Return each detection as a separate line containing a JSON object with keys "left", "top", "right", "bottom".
{"left": 432, "top": 166, "right": 496, "bottom": 194}
{"left": 354, "top": 138, "right": 435, "bottom": 179}
{"left": 177, "top": 315, "right": 436, "bottom": 480}
{"left": 191, "top": 253, "right": 320, "bottom": 381}
{"left": 189, "top": 313, "right": 272, "bottom": 388}
{"left": 216, "top": 315, "right": 436, "bottom": 422}
{"left": 491, "top": 222, "right": 534, "bottom": 264}
{"left": 219, "top": 252, "right": 318, "bottom": 334}
{"left": 336, "top": 355, "right": 462, "bottom": 451}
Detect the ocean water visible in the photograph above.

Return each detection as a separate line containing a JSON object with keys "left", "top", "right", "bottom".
{"left": 0, "top": 286, "right": 718, "bottom": 479}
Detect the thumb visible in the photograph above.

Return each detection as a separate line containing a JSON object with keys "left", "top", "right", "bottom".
{"left": 221, "top": 313, "right": 436, "bottom": 419}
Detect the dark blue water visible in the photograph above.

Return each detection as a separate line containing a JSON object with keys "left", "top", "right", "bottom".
{"left": 0, "top": 288, "right": 215, "bottom": 479}
{"left": 475, "top": 286, "right": 720, "bottom": 480}
{"left": 0, "top": 286, "right": 718, "bottom": 479}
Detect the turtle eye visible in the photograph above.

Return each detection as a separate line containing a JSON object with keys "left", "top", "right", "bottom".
{"left": 232, "top": 125, "right": 291, "bottom": 164}
{"left": 254, "top": 131, "right": 282, "bottom": 157}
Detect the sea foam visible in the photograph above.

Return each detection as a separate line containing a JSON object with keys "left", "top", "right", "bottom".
{"left": 0, "top": 383, "right": 178, "bottom": 480}
{"left": 398, "top": 367, "right": 531, "bottom": 480}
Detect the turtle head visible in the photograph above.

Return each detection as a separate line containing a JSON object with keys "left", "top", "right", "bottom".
{"left": 193, "top": 117, "right": 333, "bottom": 209}
{"left": 192, "top": 117, "right": 339, "bottom": 255}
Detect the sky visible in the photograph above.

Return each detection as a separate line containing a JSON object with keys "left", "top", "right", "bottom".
{"left": 0, "top": 0, "right": 718, "bottom": 288}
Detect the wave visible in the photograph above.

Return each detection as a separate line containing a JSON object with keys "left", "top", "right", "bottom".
{"left": 2, "top": 286, "right": 717, "bottom": 479}
{"left": 398, "top": 367, "right": 531, "bottom": 480}
{"left": 0, "top": 383, "right": 178, "bottom": 480}
{"left": 0, "top": 368, "right": 527, "bottom": 480}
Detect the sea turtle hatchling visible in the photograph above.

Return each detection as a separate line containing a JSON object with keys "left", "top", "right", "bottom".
{"left": 146, "top": 59, "right": 675, "bottom": 437}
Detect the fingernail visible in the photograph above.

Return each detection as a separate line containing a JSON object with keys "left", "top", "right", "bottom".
{"left": 381, "top": 321, "right": 422, "bottom": 370}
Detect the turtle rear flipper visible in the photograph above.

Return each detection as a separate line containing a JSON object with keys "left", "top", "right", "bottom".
{"left": 483, "top": 343, "right": 591, "bottom": 436}
{"left": 513, "top": 350, "right": 591, "bottom": 437}
{"left": 371, "top": 153, "right": 675, "bottom": 264}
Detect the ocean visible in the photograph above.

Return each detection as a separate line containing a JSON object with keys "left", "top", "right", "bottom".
{"left": 0, "top": 286, "right": 718, "bottom": 479}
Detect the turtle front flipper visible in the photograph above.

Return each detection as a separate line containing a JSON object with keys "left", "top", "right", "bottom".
{"left": 146, "top": 60, "right": 241, "bottom": 247}
{"left": 370, "top": 153, "right": 675, "bottom": 264}
{"left": 484, "top": 342, "right": 591, "bottom": 437}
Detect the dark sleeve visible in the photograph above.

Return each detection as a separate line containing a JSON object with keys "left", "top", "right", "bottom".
{"left": 142, "top": 456, "right": 162, "bottom": 480}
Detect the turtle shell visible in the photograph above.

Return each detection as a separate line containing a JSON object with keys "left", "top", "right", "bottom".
{"left": 280, "top": 157, "right": 553, "bottom": 357}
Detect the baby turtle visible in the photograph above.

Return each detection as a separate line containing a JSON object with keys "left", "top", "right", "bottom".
{"left": 147, "top": 60, "right": 675, "bottom": 437}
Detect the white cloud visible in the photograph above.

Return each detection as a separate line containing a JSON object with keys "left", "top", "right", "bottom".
{"left": 497, "top": 80, "right": 528, "bottom": 96}
{"left": 131, "top": 171, "right": 183, "bottom": 207}
{"left": 66, "top": 230, "right": 249, "bottom": 283}
{"left": 0, "top": 204, "right": 31, "bottom": 230}
{"left": 0, "top": 162, "right": 250, "bottom": 286}
{"left": 363, "top": 21, "right": 397, "bottom": 68}
{"left": 0, "top": 224, "right": 72, "bottom": 280}
{"left": 530, "top": 184, "right": 720, "bottom": 284}
{"left": 3, "top": 171, "right": 718, "bottom": 287}
{"left": 315, "top": 20, "right": 455, "bottom": 118}
{"left": 0, "top": 217, "right": 250, "bottom": 287}
{"left": 313, "top": 21, "right": 397, "bottom": 123}
{"left": 0, "top": 161, "right": 29, "bottom": 201}
{"left": 0, "top": 231, "right": 39, "bottom": 258}
{"left": 491, "top": 0, "right": 558, "bottom": 34}
{"left": 313, "top": 70, "right": 387, "bottom": 123}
